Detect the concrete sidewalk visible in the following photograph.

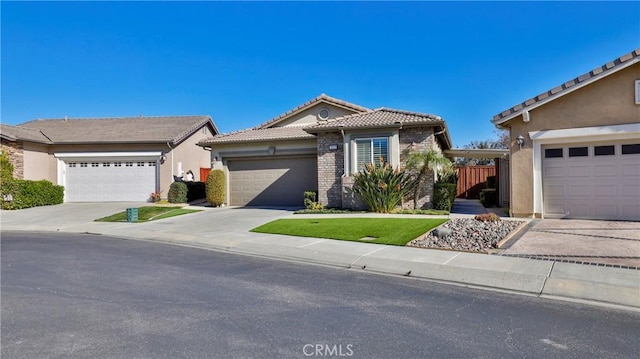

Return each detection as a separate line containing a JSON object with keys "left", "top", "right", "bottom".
{"left": 1, "top": 203, "right": 639, "bottom": 311}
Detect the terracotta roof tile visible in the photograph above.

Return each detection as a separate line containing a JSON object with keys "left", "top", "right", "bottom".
{"left": 493, "top": 49, "right": 640, "bottom": 124}
{"left": 16, "top": 115, "right": 216, "bottom": 144}
{"left": 199, "top": 126, "right": 315, "bottom": 145}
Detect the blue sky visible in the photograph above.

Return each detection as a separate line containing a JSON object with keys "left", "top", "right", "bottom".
{"left": 2, "top": 1, "right": 638, "bottom": 147}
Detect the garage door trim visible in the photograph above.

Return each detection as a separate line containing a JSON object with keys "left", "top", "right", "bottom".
{"left": 529, "top": 123, "right": 640, "bottom": 217}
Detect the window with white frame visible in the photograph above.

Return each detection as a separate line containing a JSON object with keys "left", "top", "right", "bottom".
{"left": 356, "top": 137, "right": 389, "bottom": 170}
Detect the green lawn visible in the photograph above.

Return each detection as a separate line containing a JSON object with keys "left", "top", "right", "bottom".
{"left": 251, "top": 218, "right": 448, "bottom": 246}
{"left": 95, "top": 206, "right": 201, "bottom": 223}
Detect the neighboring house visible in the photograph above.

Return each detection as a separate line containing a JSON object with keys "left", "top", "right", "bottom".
{"left": 0, "top": 115, "right": 218, "bottom": 202}
{"left": 198, "top": 94, "right": 452, "bottom": 208}
{"left": 493, "top": 49, "right": 640, "bottom": 221}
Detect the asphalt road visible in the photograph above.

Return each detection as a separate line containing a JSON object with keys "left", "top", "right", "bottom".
{"left": 2, "top": 232, "right": 639, "bottom": 359}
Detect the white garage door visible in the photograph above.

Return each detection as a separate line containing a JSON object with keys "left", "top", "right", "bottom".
{"left": 65, "top": 160, "right": 157, "bottom": 202}
{"left": 543, "top": 142, "right": 640, "bottom": 220}
{"left": 227, "top": 156, "right": 317, "bottom": 207}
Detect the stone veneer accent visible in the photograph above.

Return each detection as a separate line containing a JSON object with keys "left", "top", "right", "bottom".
{"left": 1, "top": 139, "right": 24, "bottom": 180}
{"left": 399, "top": 127, "right": 439, "bottom": 209}
{"left": 316, "top": 127, "right": 442, "bottom": 210}
{"left": 316, "top": 132, "right": 344, "bottom": 208}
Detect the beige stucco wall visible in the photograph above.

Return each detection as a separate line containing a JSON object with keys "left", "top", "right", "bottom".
{"left": 503, "top": 63, "right": 640, "bottom": 217}
{"left": 274, "top": 103, "right": 360, "bottom": 127}
{"left": 23, "top": 142, "right": 56, "bottom": 181}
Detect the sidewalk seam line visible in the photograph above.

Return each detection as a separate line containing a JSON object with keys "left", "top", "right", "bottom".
{"left": 297, "top": 239, "right": 328, "bottom": 248}
{"left": 442, "top": 252, "right": 461, "bottom": 265}
{"left": 350, "top": 247, "right": 387, "bottom": 267}
{"left": 539, "top": 261, "right": 556, "bottom": 295}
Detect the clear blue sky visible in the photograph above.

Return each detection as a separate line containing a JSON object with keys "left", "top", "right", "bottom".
{"left": 2, "top": 1, "right": 638, "bottom": 147}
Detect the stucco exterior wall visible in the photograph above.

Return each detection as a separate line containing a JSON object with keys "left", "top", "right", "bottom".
{"left": 23, "top": 142, "right": 56, "bottom": 181}
{"left": 504, "top": 63, "right": 640, "bottom": 217}
{"left": 1, "top": 139, "right": 24, "bottom": 180}
{"left": 275, "top": 103, "right": 360, "bottom": 127}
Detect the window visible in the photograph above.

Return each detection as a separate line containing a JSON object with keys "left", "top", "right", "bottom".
{"left": 114, "top": 162, "right": 122, "bottom": 167}
{"left": 137, "top": 162, "right": 145, "bottom": 166}
{"left": 594, "top": 145, "right": 615, "bottom": 156}
{"left": 91, "top": 162, "right": 99, "bottom": 167}
{"left": 356, "top": 138, "right": 389, "bottom": 169}
{"left": 148, "top": 162, "right": 156, "bottom": 167}
{"left": 568, "top": 147, "right": 588, "bottom": 157}
{"left": 80, "top": 163, "right": 88, "bottom": 168}
{"left": 622, "top": 144, "right": 640, "bottom": 155}
{"left": 103, "top": 162, "right": 111, "bottom": 167}
{"left": 544, "top": 148, "right": 563, "bottom": 158}
{"left": 125, "top": 162, "right": 133, "bottom": 167}
{"left": 69, "top": 163, "right": 76, "bottom": 168}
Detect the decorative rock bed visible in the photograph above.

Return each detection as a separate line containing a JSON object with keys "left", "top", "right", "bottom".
{"left": 407, "top": 218, "right": 526, "bottom": 253}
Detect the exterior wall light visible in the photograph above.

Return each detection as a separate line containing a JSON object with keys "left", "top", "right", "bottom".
{"left": 516, "top": 135, "right": 525, "bottom": 149}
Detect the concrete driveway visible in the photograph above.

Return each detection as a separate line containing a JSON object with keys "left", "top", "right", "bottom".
{"left": 502, "top": 219, "right": 640, "bottom": 268}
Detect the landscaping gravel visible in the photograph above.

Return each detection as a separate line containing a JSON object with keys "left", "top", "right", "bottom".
{"left": 407, "top": 218, "right": 526, "bottom": 253}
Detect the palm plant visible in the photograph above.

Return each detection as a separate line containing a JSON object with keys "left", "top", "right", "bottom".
{"left": 404, "top": 149, "right": 454, "bottom": 209}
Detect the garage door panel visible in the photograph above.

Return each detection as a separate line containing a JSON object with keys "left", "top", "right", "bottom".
{"left": 228, "top": 156, "right": 317, "bottom": 207}
{"left": 65, "top": 159, "right": 156, "bottom": 202}
{"left": 543, "top": 141, "right": 640, "bottom": 220}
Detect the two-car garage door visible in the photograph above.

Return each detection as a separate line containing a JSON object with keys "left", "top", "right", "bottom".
{"left": 543, "top": 141, "right": 640, "bottom": 220}
{"left": 58, "top": 152, "right": 161, "bottom": 202}
{"left": 227, "top": 156, "right": 317, "bottom": 207}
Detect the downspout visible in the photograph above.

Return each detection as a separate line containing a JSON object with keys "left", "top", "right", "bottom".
{"left": 166, "top": 142, "right": 174, "bottom": 184}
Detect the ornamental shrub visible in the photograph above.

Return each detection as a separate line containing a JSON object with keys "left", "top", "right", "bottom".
{"left": 479, "top": 188, "right": 497, "bottom": 207}
{"left": 303, "top": 191, "right": 323, "bottom": 210}
{"left": 0, "top": 179, "right": 64, "bottom": 210}
{"left": 353, "top": 160, "right": 417, "bottom": 213}
{"left": 206, "top": 169, "right": 225, "bottom": 206}
{"left": 474, "top": 213, "right": 500, "bottom": 222}
{"left": 0, "top": 150, "right": 14, "bottom": 184}
{"left": 432, "top": 182, "right": 456, "bottom": 211}
{"left": 168, "top": 181, "right": 188, "bottom": 203}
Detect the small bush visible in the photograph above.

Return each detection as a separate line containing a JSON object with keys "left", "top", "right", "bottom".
{"left": 185, "top": 181, "right": 206, "bottom": 202}
{"left": 479, "top": 188, "right": 497, "bottom": 207}
{"left": 304, "top": 191, "right": 323, "bottom": 210}
{"left": 0, "top": 179, "right": 64, "bottom": 210}
{"left": 432, "top": 182, "right": 456, "bottom": 211}
{"left": 439, "top": 171, "right": 458, "bottom": 184}
{"left": 206, "top": 169, "right": 225, "bottom": 206}
{"left": 353, "top": 160, "right": 417, "bottom": 213}
{"left": 474, "top": 213, "right": 500, "bottom": 222}
{"left": 168, "top": 181, "right": 188, "bottom": 203}
{"left": 432, "top": 186, "right": 452, "bottom": 211}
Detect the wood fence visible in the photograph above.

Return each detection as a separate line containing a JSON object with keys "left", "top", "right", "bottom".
{"left": 455, "top": 165, "right": 496, "bottom": 199}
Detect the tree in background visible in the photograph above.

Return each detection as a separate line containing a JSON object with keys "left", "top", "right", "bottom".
{"left": 455, "top": 129, "right": 508, "bottom": 166}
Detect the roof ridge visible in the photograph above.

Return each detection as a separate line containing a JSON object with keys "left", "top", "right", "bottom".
{"left": 375, "top": 107, "right": 442, "bottom": 120}
{"left": 493, "top": 48, "right": 640, "bottom": 123}
{"left": 254, "top": 94, "right": 370, "bottom": 129}
{"left": 21, "top": 115, "right": 209, "bottom": 124}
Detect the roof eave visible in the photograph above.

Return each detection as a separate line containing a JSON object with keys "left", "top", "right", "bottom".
{"left": 493, "top": 56, "right": 640, "bottom": 126}
{"left": 199, "top": 136, "right": 316, "bottom": 146}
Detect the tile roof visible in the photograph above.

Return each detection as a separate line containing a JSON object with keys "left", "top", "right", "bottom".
{"left": 199, "top": 126, "right": 315, "bottom": 145}
{"left": 493, "top": 48, "right": 640, "bottom": 124}
{"left": 304, "top": 107, "right": 443, "bottom": 131}
{"left": 0, "top": 124, "right": 52, "bottom": 143}
{"left": 255, "top": 93, "right": 370, "bottom": 129}
{"left": 13, "top": 115, "right": 217, "bottom": 144}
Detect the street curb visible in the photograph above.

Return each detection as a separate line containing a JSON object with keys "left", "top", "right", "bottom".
{"left": 2, "top": 228, "right": 639, "bottom": 311}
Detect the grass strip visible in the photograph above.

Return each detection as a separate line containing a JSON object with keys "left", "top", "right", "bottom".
{"left": 95, "top": 206, "right": 201, "bottom": 223}
{"left": 251, "top": 218, "right": 448, "bottom": 246}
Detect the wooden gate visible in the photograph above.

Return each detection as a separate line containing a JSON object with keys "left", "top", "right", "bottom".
{"left": 200, "top": 167, "right": 211, "bottom": 182}
{"left": 455, "top": 165, "right": 496, "bottom": 199}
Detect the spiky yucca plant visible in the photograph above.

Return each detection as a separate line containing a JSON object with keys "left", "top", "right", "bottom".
{"left": 353, "top": 159, "right": 417, "bottom": 213}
